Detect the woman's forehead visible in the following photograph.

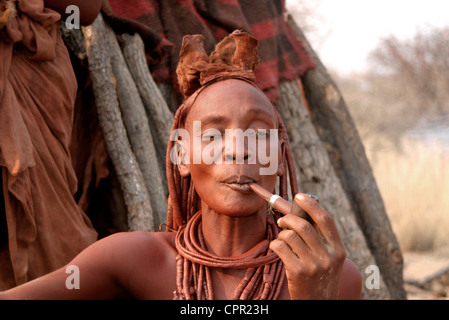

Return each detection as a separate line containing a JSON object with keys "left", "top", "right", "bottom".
{"left": 185, "top": 79, "right": 277, "bottom": 125}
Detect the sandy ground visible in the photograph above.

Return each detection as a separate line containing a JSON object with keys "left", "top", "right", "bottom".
{"left": 402, "top": 252, "right": 449, "bottom": 300}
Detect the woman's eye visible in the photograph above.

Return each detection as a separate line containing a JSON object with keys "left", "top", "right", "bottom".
{"left": 246, "top": 129, "right": 270, "bottom": 138}
{"left": 256, "top": 129, "right": 270, "bottom": 138}
{"left": 202, "top": 131, "right": 222, "bottom": 141}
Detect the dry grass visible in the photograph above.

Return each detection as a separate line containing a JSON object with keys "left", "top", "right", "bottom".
{"left": 365, "top": 138, "right": 449, "bottom": 254}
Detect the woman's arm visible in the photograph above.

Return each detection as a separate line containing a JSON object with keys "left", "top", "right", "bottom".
{"left": 0, "top": 234, "right": 126, "bottom": 300}
{"left": 44, "top": 0, "right": 102, "bottom": 25}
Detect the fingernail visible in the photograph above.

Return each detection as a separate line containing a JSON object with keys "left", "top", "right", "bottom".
{"left": 295, "top": 194, "right": 305, "bottom": 201}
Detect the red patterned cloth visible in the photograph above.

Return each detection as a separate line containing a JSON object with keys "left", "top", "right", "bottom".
{"left": 102, "top": 0, "right": 315, "bottom": 103}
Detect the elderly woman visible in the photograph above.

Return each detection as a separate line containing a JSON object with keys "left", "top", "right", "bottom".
{"left": 0, "top": 30, "right": 362, "bottom": 300}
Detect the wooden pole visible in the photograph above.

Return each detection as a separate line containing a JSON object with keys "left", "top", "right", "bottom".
{"left": 83, "top": 14, "right": 155, "bottom": 232}
{"left": 103, "top": 22, "right": 167, "bottom": 230}
{"left": 121, "top": 33, "right": 174, "bottom": 171}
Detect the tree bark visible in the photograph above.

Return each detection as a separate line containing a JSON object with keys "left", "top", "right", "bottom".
{"left": 83, "top": 14, "right": 155, "bottom": 232}
{"left": 287, "top": 15, "right": 406, "bottom": 300}
{"left": 104, "top": 23, "right": 167, "bottom": 230}
{"left": 121, "top": 32, "right": 174, "bottom": 190}
{"left": 60, "top": 25, "right": 86, "bottom": 61}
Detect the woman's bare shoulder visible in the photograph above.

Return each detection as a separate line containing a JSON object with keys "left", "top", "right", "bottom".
{"left": 0, "top": 231, "right": 177, "bottom": 300}
{"left": 96, "top": 230, "right": 177, "bottom": 273}
{"left": 103, "top": 230, "right": 176, "bottom": 252}
{"left": 99, "top": 231, "right": 178, "bottom": 299}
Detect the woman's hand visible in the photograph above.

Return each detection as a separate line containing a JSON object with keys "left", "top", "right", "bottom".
{"left": 270, "top": 193, "right": 347, "bottom": 300}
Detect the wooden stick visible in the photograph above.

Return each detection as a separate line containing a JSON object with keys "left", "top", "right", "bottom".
{"left": 103, "top": 21, "right": 167, "bottom": 230}
{"left": 83, "top": 14, "right": 155, "bottom": 232}
{"left": 121, "top": 33, "right": 174, "bottom": 176}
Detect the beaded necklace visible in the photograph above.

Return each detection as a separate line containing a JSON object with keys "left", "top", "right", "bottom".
{"left": 174, "top": 210, "right": 285, "bottom": 300}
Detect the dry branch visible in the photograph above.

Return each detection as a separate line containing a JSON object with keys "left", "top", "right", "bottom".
{"left": 103, "top": 22, "right": 167, "bottom": 229}
{"left": 121, "top": 33, "right": 174, "bottom": 171}
{"left": 406, "top": 263, "right": 449, "bottom": 288}
{"left": 83, "top": 14, "right": 155, "bottom": 232}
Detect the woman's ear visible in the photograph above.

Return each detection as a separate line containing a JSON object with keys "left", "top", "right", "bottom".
{"left": 176, "top": 140, "right": 191, "bottom": 177}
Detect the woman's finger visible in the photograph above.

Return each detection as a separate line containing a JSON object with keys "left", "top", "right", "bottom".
{"left": 292, "top": 194, "right": 343, "bottom": 246}
{"left": 277, "top": 214, "right": 328, "bottom": 257}
{"left": 269, "top": 239, "right": 302, "bottom": 270}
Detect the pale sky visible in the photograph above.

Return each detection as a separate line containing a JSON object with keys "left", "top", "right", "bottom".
{"left": 287, "top": 0, "right": 449, "bottom": 75}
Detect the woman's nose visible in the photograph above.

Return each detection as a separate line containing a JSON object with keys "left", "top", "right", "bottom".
{"left": 223, "top": 132, "right": 254, "bottom": 164}
{"left": 224, "top": 151, "right": 250, "bottom": 163}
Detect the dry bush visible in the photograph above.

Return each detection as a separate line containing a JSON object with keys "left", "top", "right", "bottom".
{"left": 332, "top": 25, "right": 449, "bottom": 254}
{"left": 366, "top": 139, "right": 449, "bottom": 254}
{"left": 368, "top": 26, "right": 449, "bottom": 118}
{"left": 333, "top": 25, "right": 449, "bottom": 152}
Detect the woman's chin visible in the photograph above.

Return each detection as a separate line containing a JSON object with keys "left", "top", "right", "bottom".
{"left": 197, "top": 182, "right": 268, "bottom": 217}
{"left": 210, "top": 198, "right": 266, "bottom": 217}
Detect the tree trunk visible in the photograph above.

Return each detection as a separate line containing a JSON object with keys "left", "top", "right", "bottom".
{"left": 104, "top": 23, "right": 167, "bottom": 229}
{"left": 287, "top": 15, "right": 406, "bottom": 300}
{"left": 83, "top": 14, "right": 155, "bottom": 232}
{"left": 121, "top": 32, "right": 174, "bottom": 192}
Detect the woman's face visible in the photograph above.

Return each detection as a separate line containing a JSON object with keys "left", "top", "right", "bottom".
{"left": 178, "top": 79, "right": 284, "bottom": 217}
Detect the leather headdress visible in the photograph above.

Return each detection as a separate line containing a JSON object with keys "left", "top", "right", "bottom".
{"left": 176, "top": 29, "right": 260, "bottom": 98}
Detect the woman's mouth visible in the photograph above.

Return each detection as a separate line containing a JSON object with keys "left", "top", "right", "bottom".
{"left": 222, "top": 175, "right": 256, "bottom": 193}
{"left": 225, "top": 182, "right": 252, "bottom": 193}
